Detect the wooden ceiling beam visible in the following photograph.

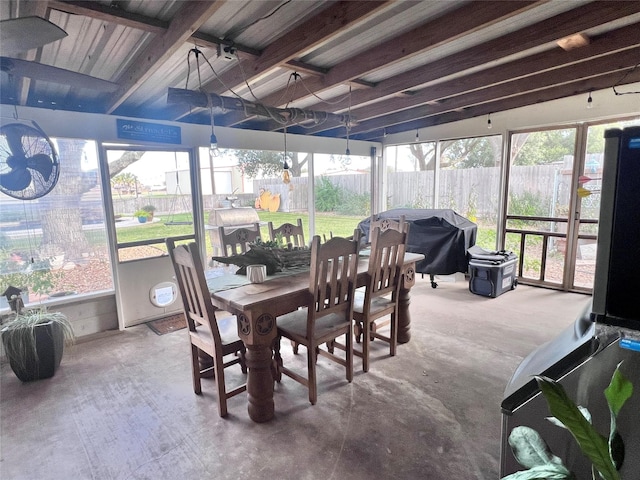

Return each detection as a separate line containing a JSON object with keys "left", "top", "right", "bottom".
{"left": 347, "top": 47, "right": 640, "bottom": 136}
{"left": 322, "top": 0, "right": 540, "bottom": 88}
{"left": 304, "top": 1, "right": 640, "bottom": 115}
{"left": 299, "top": 23, "right": 640, "bottom": 134}
{"left": 231, "top": 0, "right": 541, "bottom": 117}
{"left": 49, "top": 0, "right": 168, "bottom": 33}
{"left": 204, "top": 1, "right": 390, "bottom": 93}
{"left": 353, "top": 69, "right": 640, "bottom": 141}
{"left": 104, "top": 1, "right": 225, "bottom": 114}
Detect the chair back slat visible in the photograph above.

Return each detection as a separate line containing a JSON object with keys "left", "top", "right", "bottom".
{"left": 167, "top": 238, "right": 223, "bottom": 345}
{"left": 268, "top": 218, "right": 305, "bottom": 247}
{"left": 218, "top": 223, "right": 261, "bottom": 256}
{"left": 309, "top": 235, "right": 358, "bottom": 320}
{"left": 367, "top": 227, "right": 407, "bottom": 300}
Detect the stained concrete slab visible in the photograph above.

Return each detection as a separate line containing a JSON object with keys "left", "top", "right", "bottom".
{"left": 1, "top": 279, "right": 589, "bottom": 480}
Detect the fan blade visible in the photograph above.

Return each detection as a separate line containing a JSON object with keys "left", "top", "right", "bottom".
{"left": 4, "top": 125, "right": 26, "bottom": 160}
{"left": 0, "top": 57, "right": 119, "bottom": 92}
{"left": 0, "top": 17, "right": 67, "bottom": 55}
{"left": 26, "top": 153, "right": 54, "bottom": 180}
{"left": 0, "top": 168, "right": 31, "bottom": 192}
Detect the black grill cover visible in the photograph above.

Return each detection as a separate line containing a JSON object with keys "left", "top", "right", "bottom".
{"left": 357, "top": 209, "right": 477, "bottom": 275}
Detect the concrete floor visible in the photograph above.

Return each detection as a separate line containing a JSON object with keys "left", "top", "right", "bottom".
{"left": 0, "top": 278, "right": 590, "bottom": 480}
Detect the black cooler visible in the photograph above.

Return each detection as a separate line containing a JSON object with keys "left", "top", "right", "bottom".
{"left": 467, "top": 245, "right": 517, "bottom": 298}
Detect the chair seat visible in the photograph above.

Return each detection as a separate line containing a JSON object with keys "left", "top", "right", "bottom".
{"left": 277, "top": 309, "right": 351, "bottom": 342}
{"left": 353, "top": 290, "right": 395, "bottom": 316}
{"left": 191, "top": 316, "right": 243, "bottom": 355}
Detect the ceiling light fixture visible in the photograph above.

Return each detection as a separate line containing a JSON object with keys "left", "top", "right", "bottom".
{"left": 487, "top": 113, "right": 492, "bottom": 130}
{"left": 587, "top": 91, "right": 593, "bottom": 109}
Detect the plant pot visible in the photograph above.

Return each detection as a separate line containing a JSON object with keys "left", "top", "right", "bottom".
{"left": 137, "top": 216, "right": 147, "bottom": 223}
{"left": 1, "top": 320, "right": 65, "bottom": 382}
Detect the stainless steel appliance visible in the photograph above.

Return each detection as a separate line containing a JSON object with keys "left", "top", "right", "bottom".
{"left": 500, "top": 126, "right": 640, "bottom": 479}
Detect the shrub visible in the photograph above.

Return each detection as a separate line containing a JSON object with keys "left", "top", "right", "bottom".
{"left": 315, "top": 177, "right": 343, "bottom": 212}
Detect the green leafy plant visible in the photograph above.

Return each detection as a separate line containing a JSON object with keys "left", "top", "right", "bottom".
{"left": 141, "top": 204, "right": 156, "bottom": 217}
{"left": 1, "top": 308, "right": 75, "bottom": 376}
{"left": 503, "top": 362, "right": 633, "bottom": 480}
{"left": 134, "top": 209, "right": 152, "bottom": 219}
{"left": 315, "top": 177, "right": 344, "bottom": 212}
{"left": 1, "top": 250, "right": 62, "bottom": 297}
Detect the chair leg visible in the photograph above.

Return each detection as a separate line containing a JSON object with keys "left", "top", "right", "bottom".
{"left": 390, "top": 312, "right": 398, "bottom": 357}
{"left": 354, "top": 322, "right": 363, "bottom": 343}
{"left": 308, "top": 343, "right": 317, "bottom": 405}
{"left": 191, "top": 345, "right": 202, "bottom": 394}
{"left": 345, "top": 330, "right": 353, "bottom": 383}
{"left": 362, "top": 318, "right": 371, "bottom": 373}
{"left": 214, "top": 354, "right": 228, "bottom": 418}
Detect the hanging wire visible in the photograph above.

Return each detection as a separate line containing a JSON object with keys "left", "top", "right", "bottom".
{"left": 224, "top": 0, "right": 293, "bottom": 39}
{"left": 345, "top": 85, "right": 352, "bottom": 156}
{"left": 612, "top": 60, "right": 640, "bottom": 95}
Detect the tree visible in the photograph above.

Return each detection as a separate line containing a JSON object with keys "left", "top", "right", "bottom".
{"left": 511, "top": 129, "right": 576, "bottom": 166}
{"left": 409, "top": 143, "right": 436, "bottom": 170}
{"left": 111, "top": 172, "right": 140, "bottom": 197}
{"left": 38, "top": 142, "right": 143, "bottom": 261}
{"left": 235, "top": 150, "right": 309, "bottom": 178}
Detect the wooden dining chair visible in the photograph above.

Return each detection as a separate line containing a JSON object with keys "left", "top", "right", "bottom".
{"left": 353, "top": 226, "right": 408, "bottom": 372}
{"left": 268, "top": 218, "right": 305, "bottom": 247}
{"left": 368, "top": 214, "right": 407, "bottom": 243}
{"left": 273, "top": 234, "right": 359, "bottom": 405}
{"left": 217, "top": 222, "right": 261, "bottom": 256}
{"left": 166, "top": 238, "right": 247, "bottom": 417}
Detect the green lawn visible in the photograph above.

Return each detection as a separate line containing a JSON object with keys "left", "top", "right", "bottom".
{"left": 115, "top": 211, "right": 501, "bottom": 252}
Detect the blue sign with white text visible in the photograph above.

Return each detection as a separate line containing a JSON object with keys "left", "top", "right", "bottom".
{"left": 116, "top": 119, "right": 181, "bottom": 144}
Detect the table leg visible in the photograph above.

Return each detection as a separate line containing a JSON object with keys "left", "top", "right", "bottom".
{"left": 245, "top": 345, "right": 275, "bottom": 423}
{"left": 397, "top": 286, "right": 412, "bottom": 344}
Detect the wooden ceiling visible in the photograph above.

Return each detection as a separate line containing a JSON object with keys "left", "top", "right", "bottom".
{"left": 1, "top": 0, "right": 640, "bottom": 142}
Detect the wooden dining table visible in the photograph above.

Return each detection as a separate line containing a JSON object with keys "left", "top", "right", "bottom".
{"left": 207, "top": 252, "right": 424, "bottom": 423}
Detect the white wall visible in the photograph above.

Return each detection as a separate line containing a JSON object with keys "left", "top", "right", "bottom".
{"left": 0, "top": 105, "right": 380, "bottom": 157}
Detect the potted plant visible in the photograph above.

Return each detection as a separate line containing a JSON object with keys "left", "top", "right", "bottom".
{"left": 1, "top": 306, "right": 75, "bottom": 382}
{"left": 141, "top": 204, "right": 156, "bottom": 219}
{"left": 134, "top": 209, "right": 151, "bottom": 223}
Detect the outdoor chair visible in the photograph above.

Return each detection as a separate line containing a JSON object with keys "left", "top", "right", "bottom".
{"left": 217, "top": 222, "right": 261, "bottom": 256}
{"left": 273, "top": 234, "right": 359, "bottom": 405}
{"left": 353, "top": 226, "right": 408, "bottom": 372}
{"left": 166, "top": 238, "right": 247, "bottom": 417}
{"left": 268, "top": 218, "right": 305, "bottom": 247}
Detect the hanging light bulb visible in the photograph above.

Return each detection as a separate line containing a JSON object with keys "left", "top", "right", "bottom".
{"left": 345, "top": 123, "right": 351, "bottom": 161}
{"left": 209, "top": 102, "right": 220, "bottom": 157}
{"left": 345, "top": 85, "right": 352, "bottom": 161}
{"left": 415, "top": 128, "right": 420, "bottom": 142}
{"left": 587, "top": 91, "right": 593, "bottom": 109}
{"left": 487, "top": 113, "right": 492, "bottom": 130}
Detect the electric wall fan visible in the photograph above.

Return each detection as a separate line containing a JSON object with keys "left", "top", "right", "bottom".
{"left": 0, "top": 122, "right": 60, "bottom": 200}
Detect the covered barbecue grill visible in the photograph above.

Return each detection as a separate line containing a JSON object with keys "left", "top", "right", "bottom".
{"left": 357, "top": 209, "right": 477, "bottom": 288}
{"left": 207, "top": 207, "right": 262, "bottom": 256}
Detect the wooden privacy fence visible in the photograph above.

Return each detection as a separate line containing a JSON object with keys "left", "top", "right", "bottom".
{"left": 253, "top": 165, "right": 563, "bottom": 219}
{"left": 110, "top": 165, "right": 564, "bottom": 219}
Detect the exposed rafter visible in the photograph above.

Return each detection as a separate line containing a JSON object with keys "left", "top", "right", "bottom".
{"left": 166, "top": 87, "right": 353, "bottom": 128}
